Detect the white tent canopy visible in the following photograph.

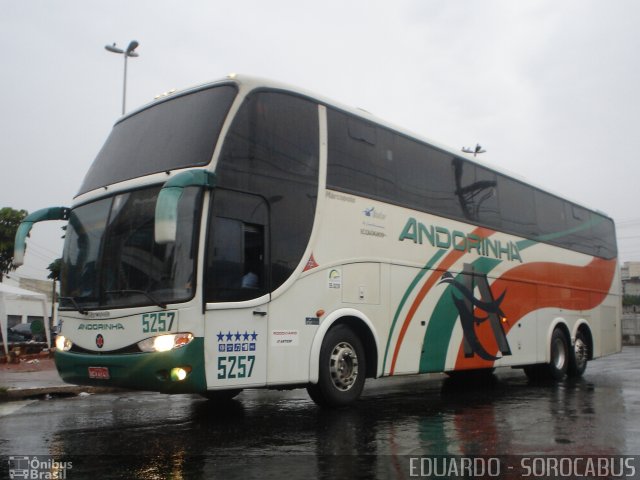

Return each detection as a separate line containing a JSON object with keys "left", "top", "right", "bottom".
{"left": 0, "top": 283, "right": 50, "bottom": 356}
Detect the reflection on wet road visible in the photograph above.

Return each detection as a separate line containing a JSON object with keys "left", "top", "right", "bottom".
{"left": 1, "top": 348, "right": 638, "bottom": 479}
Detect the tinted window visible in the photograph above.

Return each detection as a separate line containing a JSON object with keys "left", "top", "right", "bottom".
{"left": 564, "top": 203, "right": 597, "bottom": 254}
{"left": 327, "top": 110, "right": 381, "bottom": 197}
{"left": 79, "top": 85, "right": 237, "bottom": 195}
{"left": 591, "top": 215, "right": 617, "bottom": 259}
{"left": 535, "top": 191, "right": 567, "bottom": 236}
{"left": 561, "top": 204, "right": 616, "bottom": 258}
{"left": 217, "top": 91, "right": 319, "bottom": 291}
{"left": 61, "top": 186, "right": 202, "bottom": 310}
{"left": 326, "top": 108, "right": 616, "bottom": 259}
{"left": 498, "top": 176, "right": 536, "bottom": 237}
{"left": 452, "top": 160, "right": 500, "bottom": 227}
{"left": 393, "top": 134, "right": 430, "bottom": 210}
{"left": 328, "top": 109, "right": 463, "bottom": 218}
{"left": 474, "top": 167, "right": 501, "bottom": 227}
{"left": 426, "top": 146, "right": 463, "bottom": 217}
{"left": 205, "top": 190, "right": 269, "bottom": 302}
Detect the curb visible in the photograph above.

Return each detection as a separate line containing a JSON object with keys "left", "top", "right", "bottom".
{"left": 0, "top": 385, "right": 125, "bottom": 402}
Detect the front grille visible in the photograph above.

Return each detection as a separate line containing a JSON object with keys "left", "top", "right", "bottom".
{"left": 69, "top": 343, "right": 143, "bottom": 355}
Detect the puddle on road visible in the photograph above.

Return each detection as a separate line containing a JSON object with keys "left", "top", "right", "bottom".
{"left": 0, "top": 400, "right": 36, "bottom": 418}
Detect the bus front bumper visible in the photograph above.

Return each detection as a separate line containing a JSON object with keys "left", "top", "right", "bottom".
{"left": 54, "top": 338, "right": 207, "bottom": 394}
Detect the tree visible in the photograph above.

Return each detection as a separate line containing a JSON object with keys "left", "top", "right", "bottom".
{"left": 47, "top": 258, "right": 62, "bottom": 281}
{"left": 0, "top": 207, "right": 28, "bottom": 282}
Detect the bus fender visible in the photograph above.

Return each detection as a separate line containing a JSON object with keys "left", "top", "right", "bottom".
{"left": 308, "top": 308, "right": 380, "bottom": 384}
{"left": 572, "top": 319, "right": 591, "bottom": 343}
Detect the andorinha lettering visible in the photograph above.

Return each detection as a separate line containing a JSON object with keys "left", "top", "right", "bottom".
{"left": 78, "top": 323, "right": 125, "bottom": 330}
{"left": 399, "top": 218, "right": 523, "bottom": 263}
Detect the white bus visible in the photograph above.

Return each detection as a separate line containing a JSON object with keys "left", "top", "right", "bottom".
{"left": 15, "top": 75, "right": 620, "bottom": 406}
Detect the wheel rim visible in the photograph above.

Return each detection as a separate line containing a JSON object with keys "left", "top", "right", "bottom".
{"left": 574, "top": 338, "right": 587, "bottom": 370}
{"left": 329, "top": 341, "right": 359, "bottom": 391}
{"left": 552, "top": 337, "right": 567, "bottom": 370}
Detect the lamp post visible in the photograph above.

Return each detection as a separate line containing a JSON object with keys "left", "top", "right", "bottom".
{"left": 104, "top": 40, "right": 140, "bottom": 115}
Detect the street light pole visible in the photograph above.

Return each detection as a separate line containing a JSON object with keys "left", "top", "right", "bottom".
{"left": 105, "top": 40, "right": 140, "bottom": 115}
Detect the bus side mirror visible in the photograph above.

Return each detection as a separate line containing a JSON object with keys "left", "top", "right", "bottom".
{"left": 14, "top": 207, "right": 70, "bottom": 266}
{"left": 155, "top": 170, "right": 216, "bottom": 244}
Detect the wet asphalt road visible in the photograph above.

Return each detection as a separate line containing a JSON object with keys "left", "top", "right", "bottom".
{"left": 1, "top": 347, "right": 639, "bottom": 479}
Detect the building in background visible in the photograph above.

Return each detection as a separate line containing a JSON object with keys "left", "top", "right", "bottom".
{"left": 622, "top": 261, "right": 640, "bottom": 297}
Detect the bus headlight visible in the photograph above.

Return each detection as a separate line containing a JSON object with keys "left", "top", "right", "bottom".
{"left": 55, "top": 335, "right": 73, "bottom": 352}
{"left": 138, "top": 333, "right": 194, "bottom": 353}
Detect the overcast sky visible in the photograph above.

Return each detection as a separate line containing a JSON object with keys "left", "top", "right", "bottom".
{"left": 2, "top": 0, "right": 639, "bottom": 280}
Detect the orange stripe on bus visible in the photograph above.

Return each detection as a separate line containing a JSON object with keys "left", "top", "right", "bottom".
{"left": 453, "top": 256, "right": 618, "bottom": 370}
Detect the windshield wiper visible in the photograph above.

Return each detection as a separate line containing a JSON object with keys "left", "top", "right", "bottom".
{"left": 59, "top": 297, "right": 89, "bottom": 315}
{"left": 106, "top": 290, "right": 167, "bottom": 309}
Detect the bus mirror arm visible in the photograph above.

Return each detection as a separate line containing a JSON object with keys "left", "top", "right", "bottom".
{"left": 13, "top": 207, "right": 70, "bottom": 267}
{"left": 154, "top": 170, "right": 216, "bottom": 244}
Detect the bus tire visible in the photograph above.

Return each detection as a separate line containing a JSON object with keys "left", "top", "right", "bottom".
{"left": 307, "top": 325, "right": 366, "bottom": 407}
{"left": 547, "top": 328, "right": 570, "bottom": 380}
{"left": 568, "top": 330, "right": 589, "bottom": 377}
{"left": 526, "top": 328, "right": 569, "bottom": 382}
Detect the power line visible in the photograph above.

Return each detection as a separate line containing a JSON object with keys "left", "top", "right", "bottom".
{"left": 23, "top": 248, "right": 54, "bottom": 263}
{"left": 617, "top": 219, "right": 640, "bottom": 227}
{"left": 27, "top": 240, "right": 63, "bottom": 258}
{"left": 10, "top": 266, "right": 50, "bottom": 280}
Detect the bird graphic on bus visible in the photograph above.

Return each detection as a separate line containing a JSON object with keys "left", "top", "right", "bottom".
{"left": 438, "top": 264, "right": 512, "bottom": 361}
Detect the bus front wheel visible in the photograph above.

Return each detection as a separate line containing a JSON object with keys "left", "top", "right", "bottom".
{"left": 307, "top": 325, "right": 366, "bottom": 407}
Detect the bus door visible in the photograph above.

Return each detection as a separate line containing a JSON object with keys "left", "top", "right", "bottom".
{"left": 203, "top": 190, "right": 270, "bottom": 389}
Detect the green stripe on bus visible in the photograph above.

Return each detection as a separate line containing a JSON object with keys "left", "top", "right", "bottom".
{"left": 516, "top": 214, "right": 603, "bottom": 250}
{"left": 418, "top": 257, "right": 502, "bottom": 373}
{"left": 382, "top": 249, "right": 446, "bottom": 374}
{"left": 55, "top": 337, "right": 207, "bottom": 393}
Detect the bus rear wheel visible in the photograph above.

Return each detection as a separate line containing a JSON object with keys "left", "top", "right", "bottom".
{"left": 307, "top": 325, "right": 366, "bottom": 407}
{"left": 568, "top": 330, "right": 589, "bottom": 377}
{"left": 524, "top": 328, "right": 569, "bottom": 382}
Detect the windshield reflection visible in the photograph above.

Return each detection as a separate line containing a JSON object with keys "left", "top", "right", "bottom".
{"left": 61, "top": 186, "right": 202, "bottom": 310}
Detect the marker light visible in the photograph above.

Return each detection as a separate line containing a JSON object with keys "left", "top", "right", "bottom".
{"left": 55, "top": 335, "right": 72, "bottom": 352}
{"left": 138, "top": 333, "right": 194, "bottom": 353}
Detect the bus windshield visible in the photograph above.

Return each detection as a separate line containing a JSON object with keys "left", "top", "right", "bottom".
{"left": 77, "top": 84, "right": 237, "bottom": 195}
{"left": 60, "top": 185, "right": 202, "bottom": 310}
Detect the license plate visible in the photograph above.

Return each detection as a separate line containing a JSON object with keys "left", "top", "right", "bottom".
{"left": 88, "top": 366, "right": 110, "bottom": 380}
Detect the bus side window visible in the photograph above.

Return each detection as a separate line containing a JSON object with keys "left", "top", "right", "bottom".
{"left": 240, "top": 225, "right": 264, "bottom": 289}
{"left": 205, "top": 218, "right": 266, "bottom": 301}
{"left": 209, "top": 216, "right": 244, "bottom": 290}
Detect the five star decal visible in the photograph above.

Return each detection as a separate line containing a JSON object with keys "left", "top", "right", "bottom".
{"left": 216, "top": 330, "right": 258, "bottom": 353}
